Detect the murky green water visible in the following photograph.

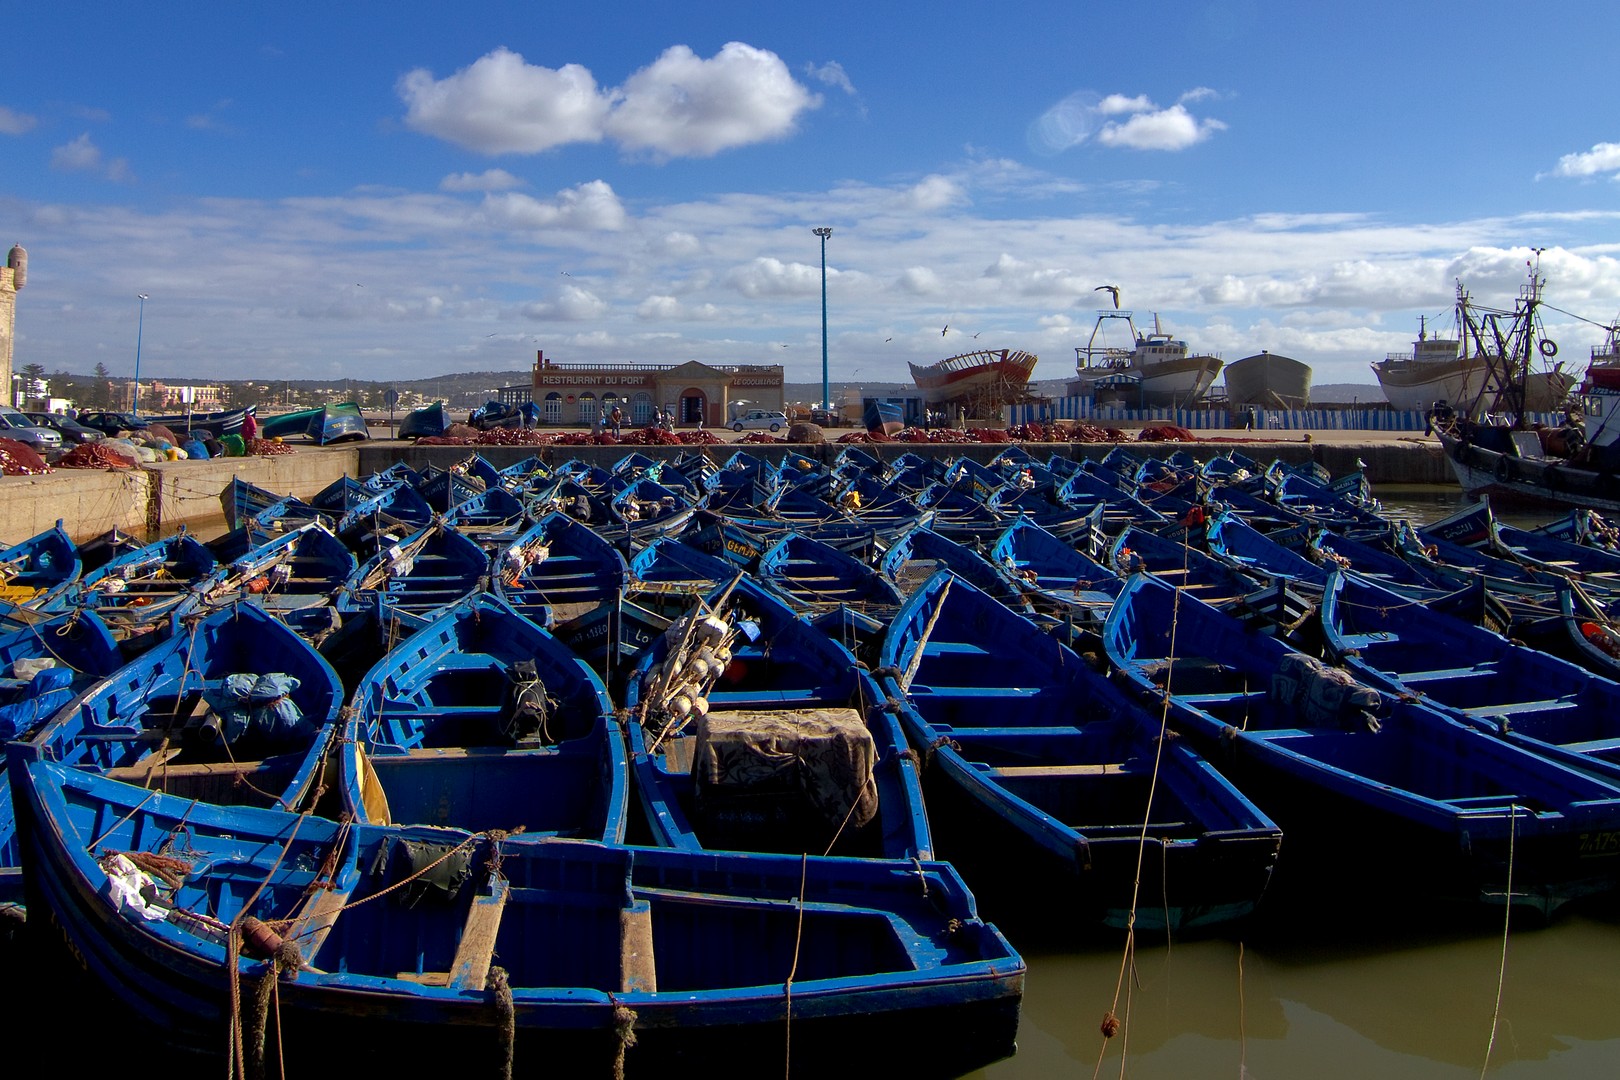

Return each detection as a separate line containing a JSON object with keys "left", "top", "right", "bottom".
{"left": 972, "top": 484, "right": 1620, "bottom": 1078}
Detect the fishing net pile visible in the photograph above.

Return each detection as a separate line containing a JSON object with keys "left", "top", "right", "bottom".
{"left": 0, "top": 438, "right": 51, "bottom": 475}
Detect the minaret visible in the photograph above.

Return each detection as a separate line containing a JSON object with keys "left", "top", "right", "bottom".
{"left": 0, "top": 243, "right": 24, "bottom": 393}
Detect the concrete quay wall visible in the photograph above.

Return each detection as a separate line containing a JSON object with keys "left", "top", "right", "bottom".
{"left": 0, "top": 434, "right": 1453, "bottom": 546}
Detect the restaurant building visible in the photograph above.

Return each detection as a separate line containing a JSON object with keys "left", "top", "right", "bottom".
{"left": 501, "top": 350, "right": 786, "bottom": 428}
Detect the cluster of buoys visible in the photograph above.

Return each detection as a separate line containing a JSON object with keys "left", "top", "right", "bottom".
{"left": 643, "top": 612, "right": 736, "bottom": 731}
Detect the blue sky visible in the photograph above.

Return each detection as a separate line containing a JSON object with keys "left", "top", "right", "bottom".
{"left": 3, "top": 1, "right": 1619, "bottom": 395}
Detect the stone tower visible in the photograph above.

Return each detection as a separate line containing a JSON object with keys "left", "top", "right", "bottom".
{"left": 0, "top": 243, "right": 24, "bottom": 393}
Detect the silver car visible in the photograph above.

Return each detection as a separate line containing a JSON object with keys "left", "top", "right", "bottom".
{"left": 0, "top": 411, "right": 64, "bottom": 456}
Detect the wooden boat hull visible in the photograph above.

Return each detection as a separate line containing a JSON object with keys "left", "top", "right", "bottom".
{"left": 882, "top": 572, "right": 1281, "bottom": 933}
{"left": 9, "top": 759, "right": 1022, "bottom": 1076}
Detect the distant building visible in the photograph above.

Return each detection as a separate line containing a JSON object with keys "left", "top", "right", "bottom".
{"left": 503, "top": 350, "right": 785, "bottom": 427}
{"left": 119, "top": 381, "right": 227, "bottom": 411}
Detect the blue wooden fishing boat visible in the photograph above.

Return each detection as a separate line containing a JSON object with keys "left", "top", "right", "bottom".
{"left": 343, "top": 592, "right": 628, "bottom": 841}
{"left": 0, "top": 606, "right": 122, "bottom": 908}
{"left": 1321, "top": 570, "right": 1620, "bottom": 786}
{"left": 1106, "top": 573, "right": 1620, "bottom": 915}
{"left": 882, "top": 572, "right": 1282, "bottom": 931}
{"left": 23, "top": 599, "right": 344, "bottom": 814}
{"left": 396, "top": 400, "right": 451, "bottom": 439}
{"left": 879, "top": 522, "right": 1034, "bottom": 613}
{"left": 42, "top": 529, "right": 220, "bottom": 648}
{"left": 145, "top": 404, "right": 255, "bottom": 439}
{"left": 495, "top": 510, "right": 629, "bottom": 627}
{"left": 259, "top": 401, "right": 369, "bottom": 444}
{"left": 1493, "top": 520, "right": 1620, "bottom": 595}
{"left": 1109, "top": 524, "right": 1264, "bottom": 609}
{"left": 909, "top": 480, "right": 1008, "bottom": 544}
{"left": 0, "top": 520, "right": 82, "bottom": 611}
{"left": 623, "top": 576, "right": 932, "bottom": 861}
{"left": 441, "top": 485, "right": 532, "bottom": 553}
{"left": 989, "top": 517, "right": 1120, "bottom": 623}
{"left": 196, "top": 521, "right": 357, "bottom": 638}
{"left": 343, "top": 522, "right": 490, "bottom": 627}
{"left": 7, "top": 758, "right": 1022, "bottom": 1076}
{"left": 756, "top": 531, "right": 904, "bottom": 614}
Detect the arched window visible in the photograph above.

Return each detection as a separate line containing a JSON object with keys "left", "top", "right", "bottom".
{"left": 631, "top": 392, "right": 655, "bottom": 426}
{"left": 543, "top": 392, "right": 563, "bottom": 425}
{"left": 576, "top": 392, "right": 597, "bottom": 425}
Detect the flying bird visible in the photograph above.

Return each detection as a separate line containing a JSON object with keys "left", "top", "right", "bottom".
{"left": 560, "top": 271, "right": 572, "bottom": 276}
{"left": 941, "top": 324, "right": 949, "bottom": 336}
{"left": 1094, "top": 284, "right": 1120, "bottom": 308}
{"left": 973, "top": 332, "right": 981, "bottom": 339}
{"left": 884, "top": 337, "right": 892, "bottom": 342}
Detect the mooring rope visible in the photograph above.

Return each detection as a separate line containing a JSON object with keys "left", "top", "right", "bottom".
{"left": 1480, "top": 804, "right": 1518, "bottom": 1079}
{"left": 1097, "top": 561, "right": 1187, "bottom": 1079}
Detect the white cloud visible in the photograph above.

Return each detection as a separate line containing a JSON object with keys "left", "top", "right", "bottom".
{"left": 399, "top": 42, "right": 818, "bottom": 160}
{"left": 1546, "top": 142, "right": 1620, "bottom": 179}
{"left": 637, "top": 294, "right": 721, "bottom": 321}
{"left": 398, "top": 47, "right": 610, "bottom": 155}
{"left": 896, "top": 267, "right": 943, "bottom": 295}
{"left": 440, "top": 169, "right": 524, "bottom": 192}
{"left": 522, "top": 284, "right": 607, "bottom": 321}
{"left": 805, "top": 61, "right": 856, "bottom": 96}
{"left": 1098, "top": 104, "right": 1226, "bottom": 151}
{"left": 478, "top": 180, "right": 626, "bottom": 231}
{"left": 1030, "top": 90, "right": 1226, "bottom": 154}
{"left": 50, "top": 133, "right": 133, "bottom": 180}
{"left": 903, "top": 175, "right": 966, "bottom": 212}
{"left": 606, "top": 43, "right": 819, "bottom": 158}
{"left": 652, "top": 231, "right": 704, "bottom": 258}
{"left": 0, "top": 105, "right": 38, "bottom": 136}
{"left": 51, "top": 133, "right": 102, "bottom": 171}
{"left": 1098, "top": 94, "right": 1155, "bottom": 116}
{"left": 726, "top": 256, "right": 825, "bottom": 298}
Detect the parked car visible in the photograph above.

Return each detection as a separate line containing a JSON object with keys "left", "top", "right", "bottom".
{"left": 25, "top": 411, "right": 105, "bottom": 446}
{"left": 731, "top": 409, "right": 789, "bottom": 432}
{"left": 74, "top": 411, "right": 150, "bottom": 437}
{"left": 0, "top": 411, "right": 64, "bottom": 456}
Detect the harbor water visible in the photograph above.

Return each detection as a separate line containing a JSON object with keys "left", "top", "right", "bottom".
{"left": 974, "top": 485, "right": 1620, "bottom": 1079}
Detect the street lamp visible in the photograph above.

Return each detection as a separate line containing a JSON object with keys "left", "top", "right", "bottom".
{"left": 133, "top": 293, "right": 149, "bottom": 417}
{"left": 812, "top": 227, "right": 833, "bottom": 411}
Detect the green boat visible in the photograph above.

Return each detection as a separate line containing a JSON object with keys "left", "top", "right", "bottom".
{"left": 259, "top": 401, "right": 369, "bottom": 444}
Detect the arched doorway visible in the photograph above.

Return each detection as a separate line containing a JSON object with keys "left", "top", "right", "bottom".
{"left": 679, "top": 387, "right": 707, "bottom": 425}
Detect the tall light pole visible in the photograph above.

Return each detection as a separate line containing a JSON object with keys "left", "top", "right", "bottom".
{"left": 812, "top": 227, "right": 833, "bottom": 411}
{"left": 133, "top": 293, "right": 149, "bottom": 417}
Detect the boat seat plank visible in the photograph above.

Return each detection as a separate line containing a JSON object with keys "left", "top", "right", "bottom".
{"left": 913, "top": 685, "right": 1047, "bottom": 698}
{"left": 1562, "top": 736, "right": 1620, "bottom": 755}
{"left": 1460, "top": 699, "right": 1578, "bottom": 717}
{"left": 987, "top": 763, "right": 1129, "bottom": 778}
{"left": 1399, "top": 667, "right": 1493, "bottom": 684}
{"left": 448, "top": 879, "right": 510, "bottom": 991}
{"left": 1336, "top": 632, "right": 1399, "bottom": 649}
{"left": 287, "top": 886, "right": 353, "bottom": 965}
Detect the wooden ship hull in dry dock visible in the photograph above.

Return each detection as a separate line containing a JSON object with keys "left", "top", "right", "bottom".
{"left": 908, "top": 348, "right": 1037, "bottom": 409}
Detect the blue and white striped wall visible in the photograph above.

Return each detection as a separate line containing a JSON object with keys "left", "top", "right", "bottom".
{"left": 1007, "top": 397, "right": 1561, "bottom": 432}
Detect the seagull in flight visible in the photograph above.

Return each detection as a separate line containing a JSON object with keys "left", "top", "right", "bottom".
{"left": 884, "top": 337, "right": 893, "bottom": 342}
{"left": 941, "top": 324, "right": 949, "bottom": 336}
{"left": 560, "top": 271, "right": 572, "bottom": 276}
{"left": 973, "top": 332, "right": 981, "bottom": 339}
{"left": 1094, "top": 284, "right": 1120, "bottom": 309}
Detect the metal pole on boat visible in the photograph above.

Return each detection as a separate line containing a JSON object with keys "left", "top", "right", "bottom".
{"left": 814, "top": 227, "right": 833, "bottom": 412}
{"left": 133, "top": 293, "right": 148, "bottom": 417}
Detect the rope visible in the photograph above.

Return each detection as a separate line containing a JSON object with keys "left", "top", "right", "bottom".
{"left": 784, "top": 852, "right": 810, "bottom": 1079}
{"left": 611, "top": 1001, "right": 638, "bottom": 1080}
{"left": 1479, "top": 805, "right": 1518, "bottom": 1079}
{"left": 489, "top": 966, "right": 515, "bottom": 1080}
